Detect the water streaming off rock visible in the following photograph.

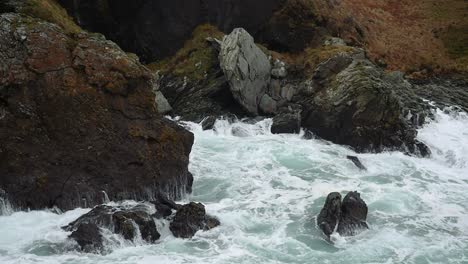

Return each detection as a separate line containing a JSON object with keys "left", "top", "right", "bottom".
{"left": 0, "top": 109, "right": 467, "bottom": 264}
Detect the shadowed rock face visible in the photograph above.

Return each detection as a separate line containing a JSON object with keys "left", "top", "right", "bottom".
{"left": 0, "top": 13, "right": 193, "bottom": 210}
{"left": 169, "top": 202, "right": 220, "bottom": 239}
{"left": 299, "top": 54, "right": 430, "bottom": 155}
{"left": 57, "top": 0, "right": 285, "bottom": 62}
{"left": 317, "top": 191, "right": 368, "bottom": 238}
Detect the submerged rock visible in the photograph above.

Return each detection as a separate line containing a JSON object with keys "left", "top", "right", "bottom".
{"left": 170, "top": 202, "right": 220, "bottom": 238}
{"left": 0, "top": 13, "right": 193, "bottom": 210}
{"left": 219, "top": 28, "right": 271, "bottom": 115}
{"left": 69, "top": 223, "right": 104, "bottom": 253}
{"left": 317, "top": 191, "right": 368, "bottom": 238}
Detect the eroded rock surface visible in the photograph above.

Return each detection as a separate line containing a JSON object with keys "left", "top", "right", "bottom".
{"left": 0, "top": 13, "right": 193, "bottom": 210}
{"left": 219, "top": 28, "right": 271, "bottom": 115}
{"left": 300, "top": 54, "right": 430, "bottom": 155}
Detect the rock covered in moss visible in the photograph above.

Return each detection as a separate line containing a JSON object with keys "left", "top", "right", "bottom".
{"left": 219, "top": 28, "right": 271, "bottom": 115}
{"left": 0, "top": 13, "right": 193, "bottom": 210}
{"left": 300, "top": 54, "right": 430, "bottom": 155}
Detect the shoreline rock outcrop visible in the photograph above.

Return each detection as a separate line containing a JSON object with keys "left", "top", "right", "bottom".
{"left": 64, "top": 199, "right": 220, "bottom": 252}
{"left": 0, "top": 13, "right": 193, "bottom": 210}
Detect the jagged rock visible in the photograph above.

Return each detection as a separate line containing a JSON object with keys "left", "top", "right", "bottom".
{"left": 150, "top": 193, "right": 181, "bottom": 219}
{"left": 219, "top": 28, "right": 271, "bottom": 115}
{"left": 300, "top": 56, "right": 430, "bottom": 155}
{"left": 69, "top": 223, "right": 104, "bottom": 253}
{"left": 0, "top": 13, "right": 193, "bottom": 210}
{"left": 64, "top": 203, "right": 160, "bottom": 251}
{"left": 271, "top": 106, "right": 301, "bottom": 134}
{"left": 169, "top": 202, "right": 220, "bottom": 238}
{"left": 157, "top": 25, "right": 248, "bottom": 122}
{"left": 346, "top": 156, "right": 366, "bottom": 170}
{"left": 317, "top": 191, "right": 368, "bottom": 238}
{"left": 201, "top": 116, "right": 217, "bottom": 131}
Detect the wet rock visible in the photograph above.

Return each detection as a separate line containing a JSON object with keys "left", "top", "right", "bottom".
{"left": 317, "top": 192, "right": 342, "bottom": 238}
{"left": 0, "top": 13, "right": 193, "bottom": 210}
{"left": 271, "top": 107, "right": 301, "bottom": 134}
{"left": 169, "top": 202, "right": 220, "bottom": 238}
{"left": 346, "top": 156, "right": 366, "bottom": 170}
{"left": 337, "top": 191, "right": 369, "bottom": 236}
{"left": 150, "top": 194, "right": 180, "bottom": 219}
{"left": 300, "top": 57, "right": 429, "bottom": 155}
{"left": 219, "top": 28, "right": 271, "bottom": 115}
{"left": 69, "top": 223, "right": 104, "bottom": 253}
{"left": 65, "top": 203, "right": 160, "bottom": 249}
{"left": 317, "top": 191, "right": 368, "bottom": 238}
{"left": 201, "top": 116, "right": 217, "bottom": 131}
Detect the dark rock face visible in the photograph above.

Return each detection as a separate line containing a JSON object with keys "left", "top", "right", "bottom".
{"left": 271, "top": 107, "right": 302, "bottom": 134}
{"left": 0, "top": 13, "right": 193, "bottom": 210}
{"left": 257, "top": 0, "right": 327, "bottom": 52}
{"left": 64, "top": 203, "right": 160, "bottom": 251}
{"left": 317, "top": 191, "right": 369, "bottom": 238}
{"left": 299, "top": 55, "right": 430, "bottom": 155}
{"left": 170, "top": 202, "right": 220, "bottom": 238}
{"left": 337, "top": 191, "right": 369, "bottom": 236}
{"left": 58, "top": 0, "right": 285, "bottom": 62}
{"left": 69, "top": 223, "right": 104, "bottom": 253}
{"left": 316, "top": 192, "right": 342, "bottom": 238}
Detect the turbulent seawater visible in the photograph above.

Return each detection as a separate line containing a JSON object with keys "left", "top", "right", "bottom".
{"left": 1, "top": 108, "right": 467, "bottom": 264}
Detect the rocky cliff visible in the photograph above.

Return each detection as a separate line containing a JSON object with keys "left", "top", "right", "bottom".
{"left": 0, "top": 3, "right": 194, "bottom": 210}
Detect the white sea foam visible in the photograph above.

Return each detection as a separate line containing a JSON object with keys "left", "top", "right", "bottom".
{"left": 0, "top": 108, "right": 467, "bottom": 264}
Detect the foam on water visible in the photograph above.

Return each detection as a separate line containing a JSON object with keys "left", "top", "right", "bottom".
{"left": 0, "top": 108, "right": 467, "bottom": 264}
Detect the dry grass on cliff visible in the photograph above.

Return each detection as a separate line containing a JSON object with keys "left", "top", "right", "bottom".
{"left": 147, "top": 24, "right": 224, "bottom": 81}
{"left": 20, "top": 0, "right": 81, "bottom": 34}
{"left": 313, "top": 0, "right": 467, "bottom": 75}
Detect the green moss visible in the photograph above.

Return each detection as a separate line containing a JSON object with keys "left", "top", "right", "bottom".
{"left": 146, "top": 24, "right": 224, "bottom": 81}
{"left": 20, "top": 0, "right": 81, "bottom": 34}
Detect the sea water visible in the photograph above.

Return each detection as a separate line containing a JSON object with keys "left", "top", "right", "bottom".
{"left": 0, "top": 108, "right": 467, "bottom": 264}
